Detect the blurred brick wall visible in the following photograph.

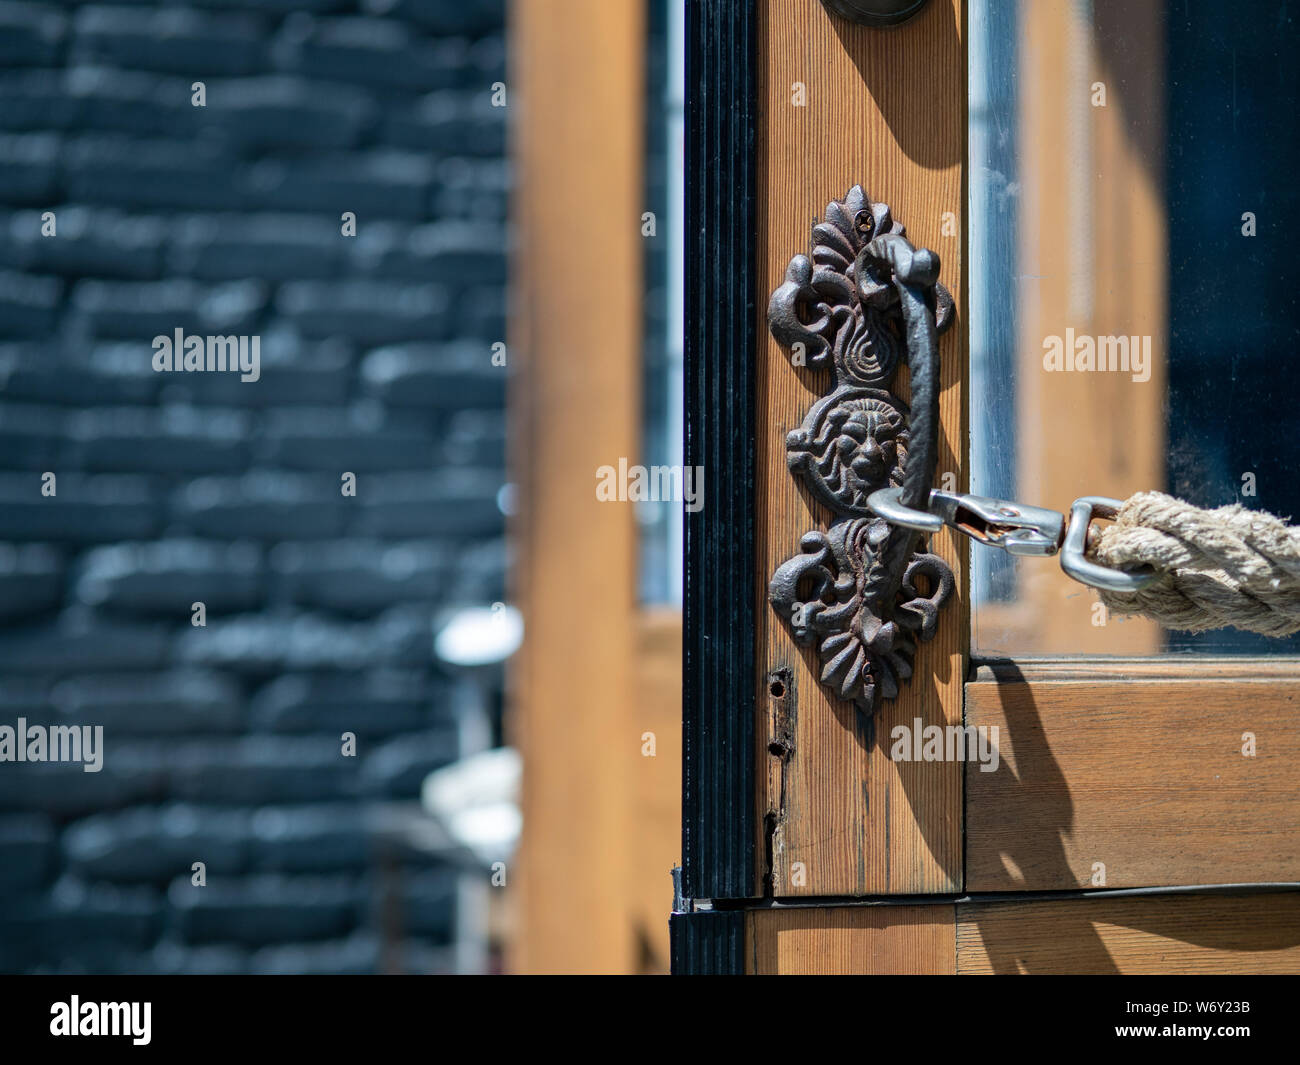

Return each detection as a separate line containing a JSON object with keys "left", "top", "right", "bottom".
{"left": 0, "top": 0, "right": 508, "bottom": 974}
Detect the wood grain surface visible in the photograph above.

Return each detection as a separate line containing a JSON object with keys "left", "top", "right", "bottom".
{"left": 747, "top": 904, "right": 956, "bottom": 974}
{"left": 755, "top": 0, "right": 968, "bottom": 899}
{"left": 746, "top": 890, "right": 1300, "bottom": 974}
{"left": 958, "top": 892, "right": 1300, "bottom": 974}
{"left": 966, "top": 675, "right": 1300, "bottom": 890}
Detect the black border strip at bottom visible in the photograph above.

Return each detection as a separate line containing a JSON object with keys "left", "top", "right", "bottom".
{"left": 670, "top": 910, "right": 746, "bottom": 975}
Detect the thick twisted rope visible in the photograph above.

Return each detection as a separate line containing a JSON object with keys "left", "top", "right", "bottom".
{"left": 1088, "top": 491, "right": 1300, "bottom": 636}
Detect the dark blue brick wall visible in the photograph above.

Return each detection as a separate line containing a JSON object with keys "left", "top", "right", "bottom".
{"left": 0, "top": 0, "right": 507, "bottom": 974}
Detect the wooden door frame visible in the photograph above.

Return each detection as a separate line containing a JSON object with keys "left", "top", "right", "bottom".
{"left": 676, "top": 0, "right": 1300, "bottom": 975}
{"left": 677, "top": 0, "right": 968, "bottom": 971}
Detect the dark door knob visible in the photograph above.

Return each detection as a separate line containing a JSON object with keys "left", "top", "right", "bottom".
{"left": 821, "top": 0, "right": 932, "bottom": 26}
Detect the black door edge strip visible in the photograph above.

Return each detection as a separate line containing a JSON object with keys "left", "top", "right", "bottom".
{"left": 681, "top": 0, "right": 758, "bottom": 904}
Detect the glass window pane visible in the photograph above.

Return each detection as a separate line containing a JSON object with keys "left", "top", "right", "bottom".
{"left": 969, "top": 0, "right": 1300, "bottom": 654}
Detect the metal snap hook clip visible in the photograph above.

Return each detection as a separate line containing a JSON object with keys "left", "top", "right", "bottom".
{"left": 867, "top": 487, "right": 1156, "bottom": 592}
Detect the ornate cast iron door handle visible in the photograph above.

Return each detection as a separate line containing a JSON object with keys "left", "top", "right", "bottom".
{"left": 767, "top": 186, "right": 954, "bottom": 719}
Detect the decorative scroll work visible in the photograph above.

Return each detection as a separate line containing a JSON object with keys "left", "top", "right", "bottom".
{"left": 767, "top": 186, "right": 955, "bottom": 716}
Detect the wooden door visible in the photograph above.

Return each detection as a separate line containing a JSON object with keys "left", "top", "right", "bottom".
{"left": 676, "top": 0, "right": 1300, "bottom": 975}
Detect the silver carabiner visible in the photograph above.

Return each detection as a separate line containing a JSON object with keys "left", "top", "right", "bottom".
{"left": 1058, "top": 497, "right": 1155, "bottom": 593}
{"left": 867, "top": 487, "right": 1155, "bottom": 593}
